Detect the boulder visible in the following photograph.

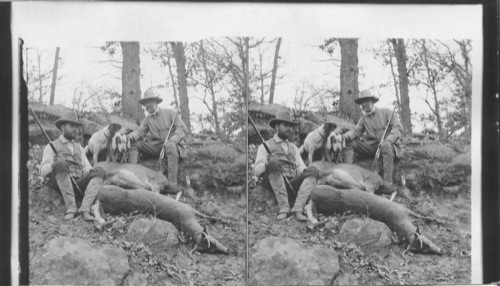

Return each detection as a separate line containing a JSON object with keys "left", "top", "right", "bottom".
{"left": 337, "top": 218, "right": 393, "bottom": 248}
{"left": 126, "top": 218, "right": 179, "bottom": 250}
{"left": 249, "top": 236, "right": 339, "bottom": 285}
{"left": 123, "top": 272, "right": 148, "bottom": 286}
{"left": 31, "top": 236, "right": 129, "bottom": 285}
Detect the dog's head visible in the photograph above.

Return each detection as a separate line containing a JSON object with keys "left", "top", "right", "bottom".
{"left": 112, "top": 133, "right": 130, "bottom": 153}
{"left": 327, "top": 133, "right": 345, "bottom": 153}
{"left": 108, "top": 123, "right": 122, "bottom": 137}
{"left": 323, "top": 122, "right": 337, "bottom": 137}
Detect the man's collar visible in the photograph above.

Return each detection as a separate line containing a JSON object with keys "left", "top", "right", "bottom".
{"left": 59, "top": 135, "right": 73, "bottom": 143}
{"left": 273, "top": 133, "right": 287, "bottom": 143}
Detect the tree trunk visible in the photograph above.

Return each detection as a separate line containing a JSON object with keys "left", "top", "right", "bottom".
{"left": 171, "top": 42, "right": 191, "bottom": 132}
{"left": 391, "top": 39, "right": 412, "bottom": 135}
{"left": 242, "top": 37, "right": 250, "bottom": 102}
{"left": 165, "top": 43, "right": 179, "bottom": 108}
{"left": 120, "top": 42, "right": 143, "bottom": 123}
{"left": 37, "top": 52, "right": 43, "bottom": 103}
{"left": 421, "top": 40, "right": 443, "bottom": 140}
{"left": 339, "top": 39, "right": 361, "bottom": 123}
{"left": 199, "top": 41, "right": 221, "bottom": 137}
{"left": 269, "top": 37, "right": 282, "bottom": 104}
{"left": 49, "top": 47, "right": 60, "bottom": 106}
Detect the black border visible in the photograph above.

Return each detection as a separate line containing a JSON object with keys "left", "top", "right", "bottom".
{"left": 10, "top": 0, "right": 500, "bottom": 284}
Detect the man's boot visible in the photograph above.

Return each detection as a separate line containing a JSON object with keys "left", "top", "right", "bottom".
{"left": 55, "top": 173, "right": 77, "bottom": 218}
{"left": 268, "top": 172, "right": 290, "bottom": 219}
{"left": 79, "top": 177, "right": 104, "bottom": 222}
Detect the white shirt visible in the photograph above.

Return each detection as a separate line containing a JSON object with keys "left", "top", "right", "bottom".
{"left": 253, "top": 134, "right": 307, "bottom": 177}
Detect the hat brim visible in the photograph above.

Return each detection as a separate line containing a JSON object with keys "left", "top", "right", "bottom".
{"left": 354, "top": 96, "right": 379, "bottom": 104}
{"left": 269, "top": 119, "right": 297, "bottom": 129}
{"left": 55, "top": 119, "right": 83, "bottom": 129}
{"left": 139, "top": 97, "right": 163, "bottom": 105}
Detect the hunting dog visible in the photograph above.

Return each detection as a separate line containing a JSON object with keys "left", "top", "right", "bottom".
{"left": 325, "top": 127, "right": 349, "bottom": 163}
{"left": 299, "top": 122, "right": 337, "bottom": 165}
{"left": 84, "top": 123, "right": 122, "bottom": 166}
{"left": 111, "top": 133, "right": 131, "bottom": 163}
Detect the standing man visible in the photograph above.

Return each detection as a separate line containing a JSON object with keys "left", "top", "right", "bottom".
{"left": 40, "top": 111, "right": 106, "bottom": 221}
{"left": 340, "top": 89, "right": 404, "bottom": 184}
{"left": 127, "top": 89, "right": 188, "bottom": 185}
{"left": 254, "top": 111, "right": 319, "bottom": 221}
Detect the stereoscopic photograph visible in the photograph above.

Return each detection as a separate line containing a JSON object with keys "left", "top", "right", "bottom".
{"left": 22, "top": 38, "right": 246, "bottom": 285}
{"left": 12, "top": 2, "right": 487, "bottom": 286}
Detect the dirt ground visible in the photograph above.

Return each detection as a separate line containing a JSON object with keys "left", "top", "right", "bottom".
{"left": 248, "top": 169, "right": 471, "bottom": 285}
{"left": 28, "top": 144, "right": 246, "bottom": 286}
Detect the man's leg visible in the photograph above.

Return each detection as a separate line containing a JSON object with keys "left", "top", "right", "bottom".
{"left": 265, "top": 160, "right": 290, "bottom": 220}
{"left": 290, "top": 176, "right": 317, "bottom": 222}
{"left": 342, "top": 141, "right": 378, "bottom": 163}
{"left": 380, "top": 141, "right": 396, "bottom": 184}
{"left": 164, "top": 141, "right": 180, "bottom": 184}
{"left": 50, "top": 161, "right": 77, "bottom": 220}
{"left": 76, "top": 167, "right": 106, "bottom": 221}
{"left": 127, "top": 141, "right": 163, "bottom": 164}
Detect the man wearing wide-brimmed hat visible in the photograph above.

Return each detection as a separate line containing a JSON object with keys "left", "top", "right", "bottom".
{"left": 340, "top": 89, "right": 404, "bottom": 184}
{"left": 40, "top": 110, "right": 106, "bottom": 221}
{"left": 126, "top": 88, "right": 188, "bottom": 185}
{"left": 253, "top": 110, "right": 320, "bottom": 221}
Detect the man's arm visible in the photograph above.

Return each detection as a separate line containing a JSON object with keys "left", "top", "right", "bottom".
{"left": 78, "top": 145, "right": 92, "bottom": 176}
{"left": 128, "top": 117, "right": 149, "bottom": 142}
{"left": 253, "top": 144, "right": 268, "bottom": 177}
{"left": 343, "top": 117, "right": 365, "bottom": 142}
{"left": 292, "top": 144, "right": 307, "bottom": 174}
{"left": 39, "top": 144, "right": 55, "bottom": 178}
{"left": 168, "top": 112, "right": 187, "bottom": 144}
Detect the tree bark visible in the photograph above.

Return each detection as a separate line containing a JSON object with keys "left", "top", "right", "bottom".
{"left": 339, "top": 39, "right": 361, "bottom": 123}
{"left": 269, "top": 37, "right": 282, "bottom": 104}
{"left": 120, "top": 42, "right": 143, "bottom": 123}
{"left": 171, "top": 42, "right": 191, "bottom": 132}
{"left": 242, "top": 37, "right": 250, "bottom": 102}
{"left": 49, "top": 47, "right": 60, "bottom": 106}
{"left": 390, "top": 39, "right": 412, "bottom": 135}
{"left": 165, "top": 43, "right": 179, "bottom": 108}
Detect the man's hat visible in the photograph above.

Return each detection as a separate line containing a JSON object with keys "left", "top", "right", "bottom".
{"left": 354, "top": 89, "right": 379, "bottom": 104}
{"left": 55, "top": 110, "right": 83, "bottom": 129}
{"left": 139, "top": 89, "right": 163, "bottom": 105}
{"left": 269, "top": 110, "right": 297, "bottom": 129}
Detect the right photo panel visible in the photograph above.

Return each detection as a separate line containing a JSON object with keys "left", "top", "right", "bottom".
{"left": 248, "top": 37, "right": 472, "bottom": 285}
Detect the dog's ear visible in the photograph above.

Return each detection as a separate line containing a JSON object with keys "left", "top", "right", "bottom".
{"left": 126, "top": 136, "right": 131, "bottom": 148}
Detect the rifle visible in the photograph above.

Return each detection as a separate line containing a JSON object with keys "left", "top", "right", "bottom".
{"left": 29, "top": 106, "right": 83, "bottom": 196}
{"left": 248, "top": 115, "right": 296, "bottom": 195}
{"left": 157, "top": 108, "right": 180, "bottom": 172}
{"left": 372, "top": 102, "right": 398, "bottom": 171}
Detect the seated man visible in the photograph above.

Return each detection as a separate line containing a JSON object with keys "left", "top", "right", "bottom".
{"left": 40, "top": 111, "right": 106, "bottom": 221}
{"left": 254, "top": 111, "right": 319, "bottom": 221}
{"left": 340, "top": 89, "right": 404, "bottom": 184}
{"left": 127, "top": 89, "right": 188, "bottom": 185}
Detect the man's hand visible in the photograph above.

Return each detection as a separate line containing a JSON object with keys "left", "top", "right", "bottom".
{"left": 302, "top": 166, "right": 319, "bottom": 179}
{"left": 265, "top": 159, "right": 283, "bottom": 175}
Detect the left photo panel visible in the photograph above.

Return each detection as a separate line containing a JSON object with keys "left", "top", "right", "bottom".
{"left": 23, "top": 40, "right": 247, "bottom": 285}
